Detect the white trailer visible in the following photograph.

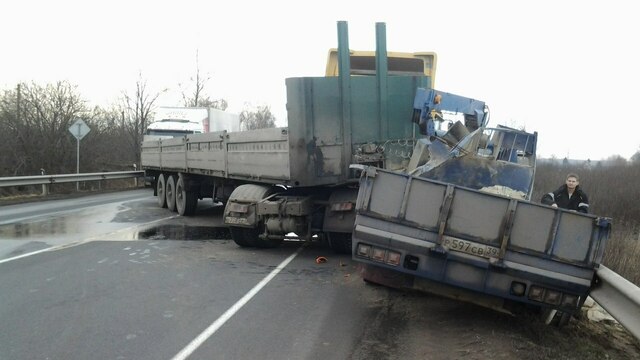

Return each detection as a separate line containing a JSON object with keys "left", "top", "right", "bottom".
{"left": 208, "top": 107, "right": 240, "bottom": 133}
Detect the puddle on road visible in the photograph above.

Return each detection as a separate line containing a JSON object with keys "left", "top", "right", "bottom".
{"left": 0, "top": 220, "right": 69, "bottom": 239}
{"left": 0, "top": 216, "right": 119, "bottom": 240}
{"left": 0, "top": 204, "right": 122, "bottom": 240}
{"left": 136, "top": 225, "right": 231, "bottom": 241}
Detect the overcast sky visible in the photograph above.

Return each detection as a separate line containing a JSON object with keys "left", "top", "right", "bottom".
{"left": 2, "top": 0, "right": 638, "bottom": 160}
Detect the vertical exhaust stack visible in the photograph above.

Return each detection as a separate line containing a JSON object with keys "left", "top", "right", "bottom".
{"left": 375, "top": 22, "right": 389, "bottom": 141}
{"left": 337, "top": 21, "right": 352, "bottom": 179}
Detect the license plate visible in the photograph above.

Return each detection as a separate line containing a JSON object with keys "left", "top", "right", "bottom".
{"left": 225, "top": 216, "right": 250, "bottom": 225}
{"left": 442, "top": 236, "right": 500, "bottom": 259}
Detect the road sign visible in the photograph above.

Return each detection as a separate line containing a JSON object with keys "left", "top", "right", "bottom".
{"left": 69, "top": 119, "right": 91, "bottom": 140}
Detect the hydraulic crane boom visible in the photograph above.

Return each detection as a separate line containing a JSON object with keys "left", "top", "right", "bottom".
{"left": 412, "top": 88, "right": 488, "bottom": 136}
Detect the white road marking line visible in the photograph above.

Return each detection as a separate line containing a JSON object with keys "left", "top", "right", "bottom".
{"left": 171, "top": 246, "right": 305, "bottom": 360}
{"left": 0, "top": 247, "right": 55, "bottom": 265}
{"left": 0, "top": 215, "right": 177, "bottom": 265}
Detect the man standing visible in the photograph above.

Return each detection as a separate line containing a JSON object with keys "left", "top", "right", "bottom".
{"left": 541, "top": 173, "right": 589, "bottom": 213}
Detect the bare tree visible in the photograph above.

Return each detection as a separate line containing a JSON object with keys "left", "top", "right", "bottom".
{"left": 239, "top": 104, "right": 276, "bottom": 130}
{"left": 0, "top": 81, "right": 86, "bottom": 175}
{"left": 631, "top": 148, "right": 640, "bottom": 164}
{"left": 0, "top": 86, "right": 20, "bottom": 175}
{"left": 197, "top": 97, "right": 228, "bottom": 110}
{"left": 180, "top": 50, "right": 228, "bottom": 110}
{"left": 122, "top": 73, "right": 163, "bottom": 164}
{"left": 82, "top": 105, "right": 137, "bottom": 171}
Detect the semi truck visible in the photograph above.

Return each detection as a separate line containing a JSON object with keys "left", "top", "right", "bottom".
{"left": 140, "top": 22, "right": 610, "bottom": 323}
{"left": 144, "top": 119, "right": 204, "bottom": 141}
{"left": 145, "top": 107, "right": 240, "bottom": 141}
{"left": 141, "top": 21, "right": 441, "bottom": 252}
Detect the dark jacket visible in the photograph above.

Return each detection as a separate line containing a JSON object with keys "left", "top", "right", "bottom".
{"left": 541, "top": 184, "right": 589, "bottom": 213}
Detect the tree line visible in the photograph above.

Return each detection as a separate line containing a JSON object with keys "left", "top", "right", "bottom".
{"left": 0, "top": 77, "right": 276, "bottom": 180}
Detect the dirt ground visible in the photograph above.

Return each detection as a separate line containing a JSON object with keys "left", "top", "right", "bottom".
{"left": 351, "top": 285, "right": 640, "bottom": 360}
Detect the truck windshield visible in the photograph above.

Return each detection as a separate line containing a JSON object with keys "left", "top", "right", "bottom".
{"left": 145, "top": 129, "right": 196, "bottom": 137}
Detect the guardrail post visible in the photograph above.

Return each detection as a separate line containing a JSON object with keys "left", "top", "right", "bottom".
{"left": 133, "top": 164, "right": 138, "bottom": 187}
{"left": 40, "top": 168, "right": 48, "bottom": 196}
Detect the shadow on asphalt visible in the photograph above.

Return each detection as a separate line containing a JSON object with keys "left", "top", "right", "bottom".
{"left": 136, "top": 224, "right": 231, "bottom": 241}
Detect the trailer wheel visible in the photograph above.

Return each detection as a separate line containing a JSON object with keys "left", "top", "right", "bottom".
{"left": 166, "top": 175, "right": 178, "bottom": 212}
{"left": 327, "top": 232, "right": 352, "bottom": 254}
{"left": 176, "top": 174, "right": 198, "bottom": 216}
{"left": 156, "top": 174, "right": 168, "bottom": 208}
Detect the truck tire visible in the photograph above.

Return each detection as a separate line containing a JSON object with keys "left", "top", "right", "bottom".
{"left": 256, "top": 233, "right": 284, "bottom": 248}
{"left": 229, "top": 227, "right": 260, "bottom": 247}
{"left": 225, "top": 184, "right": 283, "bottom": 248}
{"left": 229, "top": 226, "right": 283, "bottom": 248}
{"left": 166, "top": 175, "right": 178, "bottom": 212}
{"left": 156, "top": 174, "right": 167, "bottom": 208}
{"left": 176, "top": 174, "right": 198, "bottom": 216}
{"left": 327, "top": 232, "right": 352, "bottom": 254}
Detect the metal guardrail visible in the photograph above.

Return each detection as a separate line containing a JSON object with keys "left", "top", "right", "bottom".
{"left": 0, "top": 171, "right": 144, "bottom": 187}
{"left": 591, "top": 265, "right": 640, "bottom": 340}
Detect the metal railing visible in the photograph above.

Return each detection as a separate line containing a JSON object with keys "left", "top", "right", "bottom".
{"left": 591, "top": 265, "right": 640, "bottom": 340}
{"left": 0, "top": 171, "right": 144, "bottom": 188}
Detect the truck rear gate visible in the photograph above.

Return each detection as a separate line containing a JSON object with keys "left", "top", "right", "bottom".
{"left": 352, "top": 167, "right": 611, "bottom": 313}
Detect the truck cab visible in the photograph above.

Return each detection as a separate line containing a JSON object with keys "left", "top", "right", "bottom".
{"left": 325, "top": 49, "right": 437, "bottom": 81}
{"left": 143, "top": 119, "right": 204, "bottom": 141}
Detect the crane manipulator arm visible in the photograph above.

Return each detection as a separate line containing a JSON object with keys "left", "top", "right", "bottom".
{"left": 412, "top": 88, "right": 488, "bottom": 137}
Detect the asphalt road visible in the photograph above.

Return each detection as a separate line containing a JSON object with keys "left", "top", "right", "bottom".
{"left": 0, "top": 191, "right": 394, "bottom": 359}
{"left": 1, "top": 190, "right": 636, "bottom": 360}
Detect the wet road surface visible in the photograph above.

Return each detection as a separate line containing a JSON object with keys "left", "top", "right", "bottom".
{"left": 1, "top": 190, "right": 636, "bottom": 360}
{"left": 0, "top": 190, "right": 159, "bottom": 260}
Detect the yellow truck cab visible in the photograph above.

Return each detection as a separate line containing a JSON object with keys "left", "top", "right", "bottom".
{"left": 325, "top": 49, "right": 437, "bottom": 84}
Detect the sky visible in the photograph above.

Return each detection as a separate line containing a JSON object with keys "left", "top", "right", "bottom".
{"left": 2, "top": 0, "right": 639, "bottom": 161}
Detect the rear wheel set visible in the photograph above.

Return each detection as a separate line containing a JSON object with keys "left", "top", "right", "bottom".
{"left": 156, "top": 172, "right": 198, "bottom": 215}
{"left": 175, "top": 174, "right": 198, "bottom": 216}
